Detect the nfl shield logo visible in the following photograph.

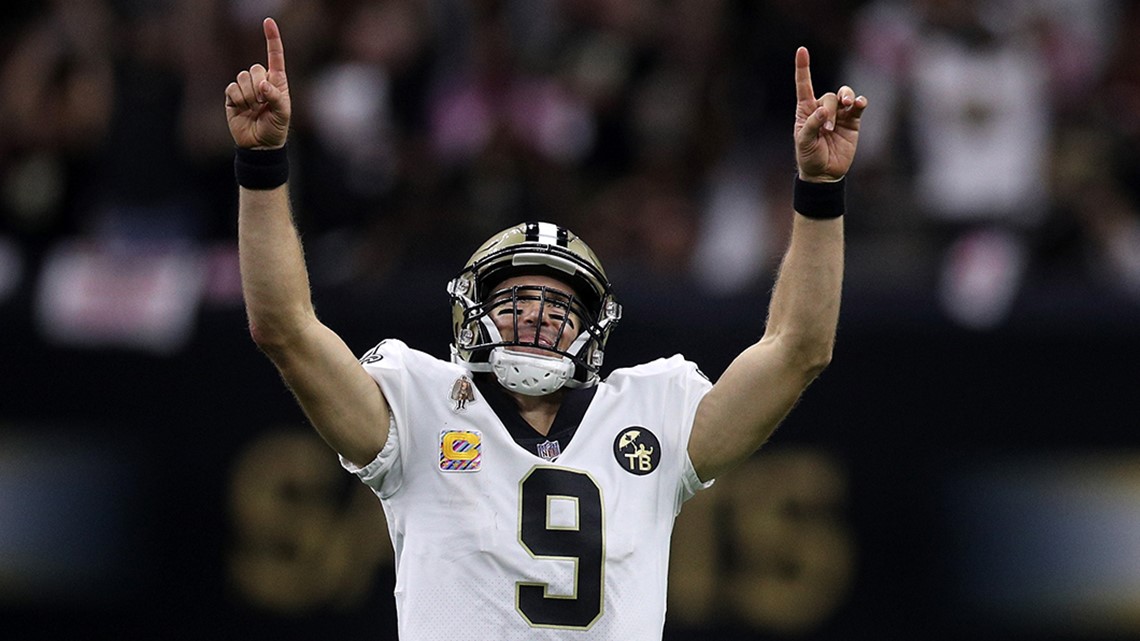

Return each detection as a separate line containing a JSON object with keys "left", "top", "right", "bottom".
{"left": 536, "top": 439, "right": 561, "bottom": 461}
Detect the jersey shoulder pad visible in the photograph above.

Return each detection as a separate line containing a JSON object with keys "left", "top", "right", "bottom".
{"left": 359, "top": 339, "right": 447, "bottom": 371}
{"left": 604, "top": 354, "right": 708, "bottom": 386}
{"left": 359, "top": 338, "right": 403, "bottom": 367}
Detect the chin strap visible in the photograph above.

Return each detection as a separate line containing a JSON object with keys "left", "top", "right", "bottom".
{"left": 488, "top": 348, "right": 574, "bottom": 396}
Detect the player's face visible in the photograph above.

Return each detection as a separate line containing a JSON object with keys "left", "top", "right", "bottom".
{"left": 488, "top": 275, "right": 582, "bottom": 354}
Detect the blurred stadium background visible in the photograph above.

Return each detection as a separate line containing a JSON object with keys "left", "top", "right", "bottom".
{"left": 2, "top": 0, "right": 1140, "bottom": 638}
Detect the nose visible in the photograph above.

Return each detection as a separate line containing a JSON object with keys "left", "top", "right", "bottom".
{"left": 516, "top": 298, "right": 550, "bottom": 326}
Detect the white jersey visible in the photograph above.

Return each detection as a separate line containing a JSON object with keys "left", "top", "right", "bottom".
{"left": 341, "top": 339, "right": 713, "bottom": 640}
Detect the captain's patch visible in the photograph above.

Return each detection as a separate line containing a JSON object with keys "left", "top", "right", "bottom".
{"left": 440, "top": 430, "right": 482, "bottom": 472}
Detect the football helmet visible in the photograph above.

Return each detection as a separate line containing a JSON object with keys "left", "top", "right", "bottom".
{"left": 448, "top": 221, "right": 622, "bottom": 395}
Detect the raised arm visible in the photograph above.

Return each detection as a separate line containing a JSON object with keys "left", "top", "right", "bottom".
{"left": 688, "top": 47, "right": 867, "bottom": 481}
{"left": 227, "top": 18, "right": 390, "bottom": 467}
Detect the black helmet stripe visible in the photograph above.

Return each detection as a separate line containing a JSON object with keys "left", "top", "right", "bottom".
{"left": 525, "top": 221, "right": 569, "bottom": 247}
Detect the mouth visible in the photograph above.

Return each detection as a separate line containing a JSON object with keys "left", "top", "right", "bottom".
{"left": 511, "top": 333, "right": 558, "bottom": 352}
{"left": 520, "top": 334, "right": 555, "bottom": 349}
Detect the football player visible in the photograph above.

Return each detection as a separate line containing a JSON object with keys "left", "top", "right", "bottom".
{"left": 226, "top": 16, "right": 866, "bottom": 640}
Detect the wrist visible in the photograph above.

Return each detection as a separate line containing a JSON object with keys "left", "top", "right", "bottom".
{"left": 797, "top": 171, "right": 843, "bottom": 184}
{"left": 793, "top": 174, "right": 845, "bottom": 219}
{"left": 235, "top": 145, "right": 289, "bottom": 190}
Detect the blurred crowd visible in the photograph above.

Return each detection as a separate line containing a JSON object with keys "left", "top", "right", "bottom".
{"left": 1, "top": 0, "right": 1138, "bottom": 349}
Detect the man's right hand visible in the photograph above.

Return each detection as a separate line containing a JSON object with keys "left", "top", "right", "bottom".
{"left": 225, "top": 17, "right": 291, "bottom": 150}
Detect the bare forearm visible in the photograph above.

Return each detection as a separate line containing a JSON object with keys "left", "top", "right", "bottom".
{"left": 690, "top": 46, "right": 862, "bottom": 481}
{"left": 690, "top": 213, "right": 844, "bottom": 480}
{"left": 238, "top": 184, "right": 316, "bottom": 346}
{"left": 764, "top": 214, "right": 844, "bottom": 370}
{"left": 225, "top": 20, "right": 392, "bottom": 466}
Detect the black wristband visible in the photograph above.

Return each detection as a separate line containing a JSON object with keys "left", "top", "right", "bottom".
{"left": 793, "top": 175, "right": 845, "bottom": 219}
{"left": 235, "top": 145, "right": 289, "bottom": 190}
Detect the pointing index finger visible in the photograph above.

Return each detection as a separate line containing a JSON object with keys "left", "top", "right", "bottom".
{"left": 263, "top": 17, "right": 286, "bottom": 76}
{"left": 795, "top": 46, "right": 815, "bottom": 106}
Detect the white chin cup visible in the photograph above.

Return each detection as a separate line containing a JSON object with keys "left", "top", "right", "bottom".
{"left": 489, "top": 347, "right": 574, "bottom": 396}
